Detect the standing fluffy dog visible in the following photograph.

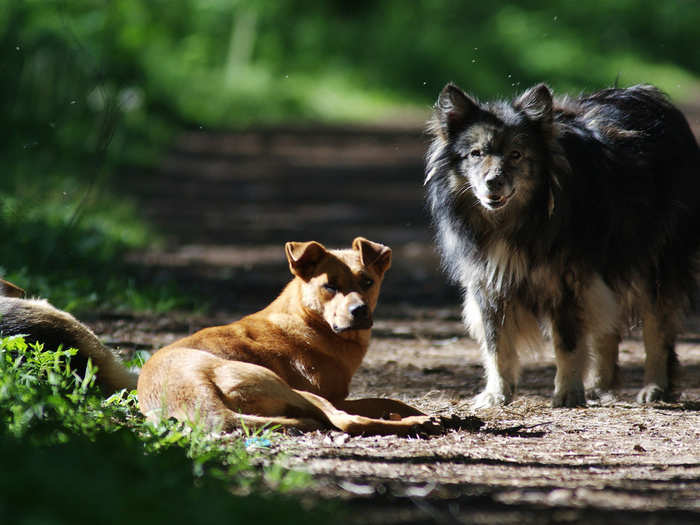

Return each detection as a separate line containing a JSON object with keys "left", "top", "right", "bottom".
{"left": 425, "top": 82, "right": 700, "bottom": 408}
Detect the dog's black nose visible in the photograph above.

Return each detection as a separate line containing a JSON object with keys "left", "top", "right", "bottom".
{"left": 350, "top": 303, "right": 369, "bottom": 320}
{"left": 485, "top": 175, "right": 505, "bottom": 192}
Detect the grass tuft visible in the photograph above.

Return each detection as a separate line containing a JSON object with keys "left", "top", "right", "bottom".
{"left": 0, "top": 335, "right": 332, "bottom": 524}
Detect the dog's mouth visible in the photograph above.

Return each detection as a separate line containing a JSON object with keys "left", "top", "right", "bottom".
{"left": 332, "top": 318, "right": 373, "bottom": 333}
{"left": 483, "top": 188, "right": 516, "bottom": 210}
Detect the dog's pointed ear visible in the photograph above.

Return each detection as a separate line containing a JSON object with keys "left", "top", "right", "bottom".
{"left": 352, "top": 237, "right": 392, "bottom": 276}
{"left": 285, "top": 241, "right": 328, "bottom": 279}
{"left": 514, "top": 83, "right": 553, "bottom": 126}
{"left": 436, "top": 83, "right": 479, "bottom": 135}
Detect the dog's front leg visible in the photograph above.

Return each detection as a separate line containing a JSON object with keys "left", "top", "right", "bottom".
{"left": 333, "top": 398, "right": 425, "bottom": 419}
{"left": 551, "top": 298, "right": 587, "bottom": 408}
{"left": 466, "top": 287, "right": 520, "bottom": 409}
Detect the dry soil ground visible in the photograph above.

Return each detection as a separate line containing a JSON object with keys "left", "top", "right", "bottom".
{"left": 102, "top": 106, "right": 700, "bottom": 524}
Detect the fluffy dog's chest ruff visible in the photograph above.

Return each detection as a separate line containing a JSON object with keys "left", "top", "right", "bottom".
{"left": 481, "top": 239, "right": 528, "bottom": 294}
{"left": 466, "top": 241, "right": 564, "bottom": 322}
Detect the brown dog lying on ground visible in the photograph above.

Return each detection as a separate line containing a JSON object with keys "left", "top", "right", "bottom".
{"left": 0, "top": 238, "right": 438, "bottom": 436}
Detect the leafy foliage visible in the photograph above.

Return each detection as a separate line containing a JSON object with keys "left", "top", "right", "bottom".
{"left": 5, "top": 1, "right": 699, "bottom": 132}
{"left": 1, "top": 1, "right": 697, "bottom": 311}
{"left": 0, "top": 335, "right": 329, "bottom": 524}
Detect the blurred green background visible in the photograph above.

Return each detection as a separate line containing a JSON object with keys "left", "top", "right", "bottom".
{"left": 2, "top": 0, "right": 699, "bottom": 310}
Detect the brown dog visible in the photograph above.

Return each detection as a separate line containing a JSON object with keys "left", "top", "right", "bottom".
{"left": 0, "top": 238, "right": 437, "bottom": 436}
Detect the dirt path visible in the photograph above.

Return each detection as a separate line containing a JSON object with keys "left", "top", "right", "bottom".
{"left": 111, "top": 111, "right": 700, "bottom": 523}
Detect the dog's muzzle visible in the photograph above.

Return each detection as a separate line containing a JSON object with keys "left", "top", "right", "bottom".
{"left": 484, "top": 187, "right": 516, "bottom": 209}
{"left": 333, "top": 303, "right": 373, "bottom": 333}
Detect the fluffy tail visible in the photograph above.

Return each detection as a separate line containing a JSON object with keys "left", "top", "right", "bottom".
{"left": 0, "top": 296, "right": 138, "bottom": 393}
{"left": 0, "top": 278, "right": 25, "bottom": 298}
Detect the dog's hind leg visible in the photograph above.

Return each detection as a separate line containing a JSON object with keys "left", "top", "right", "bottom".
{"left": 215, "top": 363, "right": 440, "bottom": 435}
{"left": 139, "top": 349, "right": 335, "bottom": 432}
{"left": 139, "top": 349, "right": 438, "bottom": 436}
{"left": 638, "top": 305, "right": 680, "bottom": 403}
{"left": 212, "top": 360, "right": 336, "bottom": 431}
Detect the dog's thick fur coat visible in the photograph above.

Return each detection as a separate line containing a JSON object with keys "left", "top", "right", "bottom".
{"left": 0, "top": 238, "right": 436, "bottom": 435}
{"left": 425, "top": 83, "right": 700, "bottom": 407}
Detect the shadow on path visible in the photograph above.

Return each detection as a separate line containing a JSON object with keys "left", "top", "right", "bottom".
{"left": 121, "top": 125, "right": 459, "bottom": 312}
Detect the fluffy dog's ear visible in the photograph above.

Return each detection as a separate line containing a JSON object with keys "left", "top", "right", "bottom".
{"left": 515, "top": 83, "right": 553, "bottom": 126}
{"left": 436, "top": 83, "right": 479, "bottom": 135}
{"left": 285, "top": 241, "right": 328, "bottom": 279}
{"left": 352, "top": 237, "right": 392, "bottom": 276}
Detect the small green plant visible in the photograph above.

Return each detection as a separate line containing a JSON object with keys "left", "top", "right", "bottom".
{"left": 0, "top": 335, "right": 331, "bottom": 524}
{"left": 0, "top": 335, "right": 110, "bottom": 441}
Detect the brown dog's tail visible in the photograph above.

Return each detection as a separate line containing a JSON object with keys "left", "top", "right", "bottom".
{"left": 0, "top": 296, "right": 138, "bottom": 393}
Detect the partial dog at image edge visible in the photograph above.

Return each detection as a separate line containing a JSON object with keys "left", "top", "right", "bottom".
{"left": 425, "top": 82, "right": 700, "bottom": 408}
{"left": 0, "top": 278, "right": 25, "bottom": 299}
{"left": 0, "top": 238, "right": 440, "bottom": 436}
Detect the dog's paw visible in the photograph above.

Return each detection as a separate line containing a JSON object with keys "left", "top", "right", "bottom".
{"left": 552, "top": 386, "right": 586, "bottom": 408}
{"left": 472, "top": 390, "right": 509, "bottom": 409}
{"left": 585, "top": 388, "right": 616, "bottom": 406}
{"left": 405, "top": 415, "right": 444, "bottom": 435}
{"left": 636, "top": 384, "right": 666, "bottom": 403}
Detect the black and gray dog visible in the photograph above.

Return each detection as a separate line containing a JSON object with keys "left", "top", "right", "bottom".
{"left": 425, "top": 82, "right": 699, "bottom": 407}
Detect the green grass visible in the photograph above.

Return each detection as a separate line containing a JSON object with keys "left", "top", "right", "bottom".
{"left": 0, "top": 335, "right": 332, "bottom": 524}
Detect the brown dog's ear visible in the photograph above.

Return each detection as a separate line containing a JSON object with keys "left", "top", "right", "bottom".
{"left": 352, "top": 237, "right": 392, "bottom": 276}
{"left": 285, "top": 241, "right": 328, "bottom": 279}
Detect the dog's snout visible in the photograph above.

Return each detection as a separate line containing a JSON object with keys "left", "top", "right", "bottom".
{"left": 485, "top": 174, "right": 505, "bottom": 192}
{"left": 350, "top": 303, "right": 369, "bottom": 320}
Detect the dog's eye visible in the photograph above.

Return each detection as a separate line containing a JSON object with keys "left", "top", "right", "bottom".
{"left": 470, "top": 149, "right": 482, "bottom": 158}
{"left": 360, "top": 278, "right": 374, "bottom": 290}
{"left": 323, "top": 283, "right": 338, "bottom": 294}
{"left": 510, "top": 150, "right": 522, "bottom": 161}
